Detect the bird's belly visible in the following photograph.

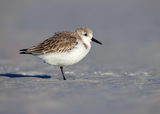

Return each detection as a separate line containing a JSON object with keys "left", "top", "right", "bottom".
{"left": 36, "top": 45, "right": 90, "bottom": 67}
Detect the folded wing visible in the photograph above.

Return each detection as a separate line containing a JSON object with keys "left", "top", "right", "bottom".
{"left": 20, "top": 32, "right": 78, "bottom": 54}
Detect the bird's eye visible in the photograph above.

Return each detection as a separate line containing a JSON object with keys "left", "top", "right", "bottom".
{"left": 84, "top": 34, "right": 87, "bottom": 36}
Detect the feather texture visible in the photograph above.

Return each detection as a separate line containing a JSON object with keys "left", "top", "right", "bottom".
{"left": 20, "top": 31, "right": 80, "bottom": 54}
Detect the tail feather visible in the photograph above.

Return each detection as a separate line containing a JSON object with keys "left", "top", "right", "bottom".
{"left": 20, "top": 52, "right": 32, "bottom": 54}
{"left": 19, "top": 49, "right": 32, "bottom": 54}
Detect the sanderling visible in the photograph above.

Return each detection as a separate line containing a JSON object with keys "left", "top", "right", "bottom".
{"left": 20, "top": 27, "right": 102, "bottom": 80}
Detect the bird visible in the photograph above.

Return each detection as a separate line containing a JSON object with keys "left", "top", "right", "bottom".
{"left": 20, "top": 27, "right": 102, "bottom": 80}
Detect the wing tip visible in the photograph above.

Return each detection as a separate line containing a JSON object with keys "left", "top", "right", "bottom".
{"left": 20, "top": 49, "right": 28, "bottom": 51}
{"left": 19, "top": 49, "right": 32, "bottom": 54}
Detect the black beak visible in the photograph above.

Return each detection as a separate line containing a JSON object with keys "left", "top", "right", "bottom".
{"left": 92, "top": 38, "right": 102, "bottom": 45}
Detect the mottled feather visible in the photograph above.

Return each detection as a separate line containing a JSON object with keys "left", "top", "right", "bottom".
{"left": 20, "top": 31, "right": 80, "bottom": 54}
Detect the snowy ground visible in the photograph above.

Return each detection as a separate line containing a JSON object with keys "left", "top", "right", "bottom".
{"left": 1, "top": 0, "right": 160, "bottom": 114}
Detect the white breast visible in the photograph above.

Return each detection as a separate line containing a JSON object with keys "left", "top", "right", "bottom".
{"left": 36, "top": 41, "right": 91, "bottom": 67}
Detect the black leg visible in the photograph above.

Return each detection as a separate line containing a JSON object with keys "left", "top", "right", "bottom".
{"left": 60, "top": 67, "right": 66, "bottom": 80}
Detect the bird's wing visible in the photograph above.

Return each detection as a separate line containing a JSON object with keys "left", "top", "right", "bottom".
{"left": 21, "top": 32, "right": 78, "bottom": 54}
